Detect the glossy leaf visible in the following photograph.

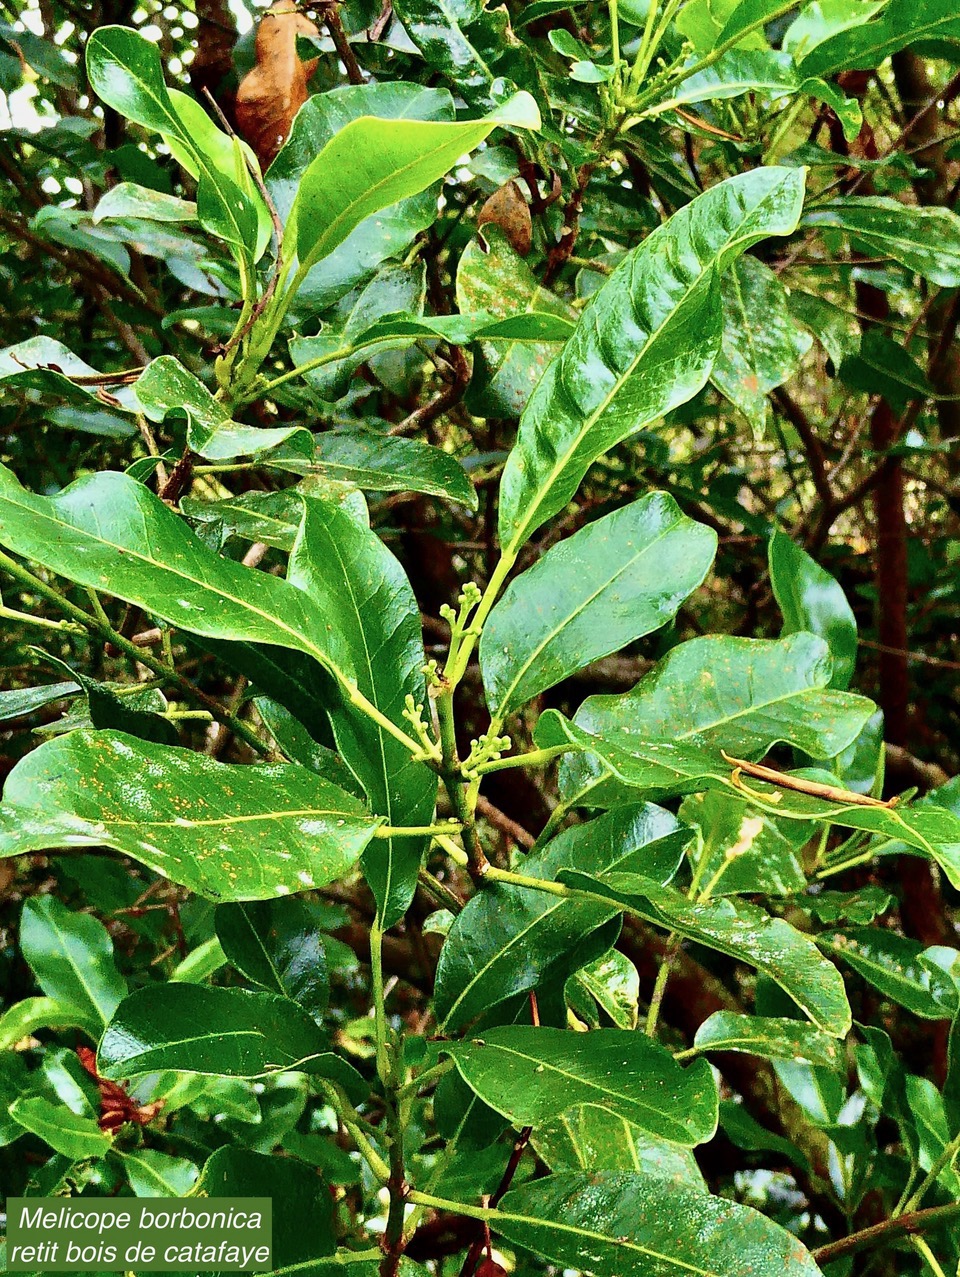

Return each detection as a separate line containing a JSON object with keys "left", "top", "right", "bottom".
{"left": 769, "top": 530, "right": 857, "bottom": 691}
{"left": 135, "top": 357, "right": 311, "bottom": 462}
{"left": 291, "top": 95, "right": 539, "bottom": 276}
{"left": 456, "top": 227, "right": 576, "bottom": 417}
{"left": 532, "top": 1106, "right": 706, "bottom": 1187}
{"left": 8, "top": 1096, "right": 113, "bottom": 1159}
{"left": 288, "top": 497, "right": 436, "bottom": 926}
{"left": 93, "top": 182, "right": 197, "bottom": 224}
{"left": 692, "top": 1012, "right": 843, "bottom": 1064}
{"left": 546, "top": 709, "right": 960, "bottom": 887}
{"left": 447, "top": 1026, "right": 717, "bottom": 1145}
{"left": 558, "top": 871, "right": 852, "bottom": 1034}
{"left": 268, "top": 82, "right": 454, "bottom": 311}
{"left": 711, "top": 256, "right": 812, "bottom": 435}
{"left": 20, "top": 894, "right": 126, "bottom": 1027}
{"left": 198, "top": 1146, "right": 337, "bottom": 1271}
{"left": 480, "top": 493, "right": 717, "bottom": 718}
{"left": 216, "top": 898, "right": 329, "bottom": 1017}
{"left": 679, "top": 790, "right": 810, "bottom": 896}
{"left": 0, "top": 466, "right": 395, "bottom": 728}
{"left": 495, "top": 1172, "right": 822, "bottom": 1276}
{"left": 498, "top": 167, "right": 806, "bottom": 553}
{"left": 799, "top": 0, "right": 960, "bottom": 78}
{"left": 303, "top": 429, "right": 477, "bottom": 509}
{"left": 121, "top": 1147, "right": 199, "bottom": 1197}
{"left": 434, "top": 804, "right": 689, "bottom": 1030}
{"left": 819, "top": 929, "right": 959, "bottom": 1019}
{"left": 804, "top": 197, "right": 960, "bottom": 288}
{"left": 0, "top": 681, "right": 79, "bottom": 723}
{"left": 570, "top": 948, "right": 641, "bottom": 1029}
{"left": 556, "top": 632, "right": 874, "bottom": 806}
{"left": 99, "top": 984, "right": 361, "bottom": 1085}
{"left": 85, "top": 28, "right": 266, "bottom": 263}
{"left": 0, "top": 730, "right": 380, "bottom": 900}
{"left": 0, "top": 996, "right": 100, "bottom": 1048}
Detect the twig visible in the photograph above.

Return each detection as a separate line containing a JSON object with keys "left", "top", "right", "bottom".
{"left": 812, "top": 1202, "right": 960, "bottom": 1266}
{"left": 720, "top": 750, "right": 898, "bottom": 808}
{"left": 321, "top": 0, "right": 365, "bottom": 85}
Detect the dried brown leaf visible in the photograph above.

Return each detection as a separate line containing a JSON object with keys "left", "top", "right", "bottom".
{"left": 478, "top": 180, "right": 533, "bottom": 257}
{"left": 235, "top": 1, "right": 320, "bottom": 168}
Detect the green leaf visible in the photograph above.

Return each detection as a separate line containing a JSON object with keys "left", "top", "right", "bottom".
{"left": 216, "top": 899, "right": 330, "bottom": 1017}
{"left": 181, "top": 491, "right": 305, "bottom": 553}
{"left": 0, "top": 731, "right": 380, "bottom": 901}
{"left": 497, "top": 167, "right": 806, "bottom": 554}
{"left": 99, "top": 984, "right": 362, "bottom": 1086}
{"left": 819, "top": 929, "right": 959, "bottom": 1019}
{"left": 692, "top": 1011, "right": 843, "bottom": 1064}
{"left": 804, "top": 197, "right": 960, "bottom": 287}
{"left": 570, "top": 948, "right": 640, "bottom": 1029}
{"left": 710, "top": 256, "right": 812, "bottom": 435}
{"left": 532, "top": 1106, "right": 707, "bottom": 1187}
{"left": 558, "top": 871, "right": 852, "bottom": 1034}
{"left": 120, "top": 1147, "right": 199, "bottom": 1197}
{"left": 198, "top": 1146, "right": 337, "bottom": 1273}
{"left": 254, "top": 696, "right": 363, "bottom": 795}
{"left": 660, "top": 49, "right": 797, "bottom": 109}
{"left": 480, "top": 493, "right": 717, "bottom": 719}
{"left": 268, "top": 82, "right": 455, "bottom": 312}
{"left": 0, "top": 466, "right": 402, "bottom": 735}
{"left": 19, "top": 895, "right": 126, "bottom": 1028}
{"left": 456, "top": 227, "right": 577, "bottom": 417}
{"left": 547, "top": 709, "right": 960, "bottom": 886}
{"left": 296, "top": 429, "right": 477, "bottom": 510}
{"left": 93, "top": 182, "right": 197, "bottom": 224}
{"left": 495, "top": 1172, "right": 822, "bottom": 1276}
{"left": 8, "top": 1096, "right": 113, "bottom": 1159}
{"left": 0, "top": 681, "right": 79, "bottom": 723}
{"left": 0, "top": 335, "right": 139, "bottom": 409}
{"left": 85, "top": 28, "right": 266, "bottom": 264}
{"left": 434, "top": 803, "right": 689, "bottom": 1030}
{"left": 675, "top": 0, "right": 769, "bottom": 51}
{"left": 907, "top": 1075, "right": 960, "bottom": 1198}
{"left": 291, "top": 95, "right": 539, "bottom": 278}
{"left": 557, "top": 632, "right": 873, "bottom": 801}
{"left": 799, "top": 0, "right": 960, "bottom": 77}
{"left": 678, "top": 790, "right": 810, "bottom": 896}
{"left": 288, "top": 498, "right": 436, "bottom": 926}
{"left": 447, "top": 1026, "right": 717, "bottom": 1145}
{"left": 392, "top": 0, "right": 497, "bottom": 102}
{"left": 0, "top": 996, "right": 100, "bottom": 1048}
{"left": 769, "top": 530, "right": 857, "bottom": 691}
{"left": 135, "top": 357, "right": 311, "bottom": 462}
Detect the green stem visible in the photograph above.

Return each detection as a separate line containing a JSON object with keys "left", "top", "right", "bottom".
{"left": 0, "top": 603, "right": 84, "bottom": 635}
{"left": 912, "top": 1235, "right": 948, "bottom": 1277}
{"left": 395, "top": 1059, "right": 454, "bottom": 1099}
{"left": 433, "top": 833, "right": 469, "bottom": 867}
{"left": 630, "top": 0, "right": 801, "bottom": 115}
{"left": 477, "top": 744, "right": 574, "bottom": 775}
{"left": 406, "top": 1191, "right": 492, "bottom": 1222}
{"left": 322, "top": 1083, "right": 391, "bottom": 1184}
{"left": 417, "top": 867, "right": 464, "bottom": 913}
{"left": 644, "top": 944, "right": 676, "bottom": 1037}
{"left": 482, "top": 865, "right": 572, "bottom": 897}
{"left": 375, "top": 822, "right": 463, "bottom": 839}
{"left": 370, "top": 918, "right": 393, "bottom": 1091}
{"left": 901, "top": 1128, "right": 960, "bottom": 1214}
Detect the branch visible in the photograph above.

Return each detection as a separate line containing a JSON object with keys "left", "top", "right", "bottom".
{"left": 813, "top": 1202, "right": 960, "bottom": 1266}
